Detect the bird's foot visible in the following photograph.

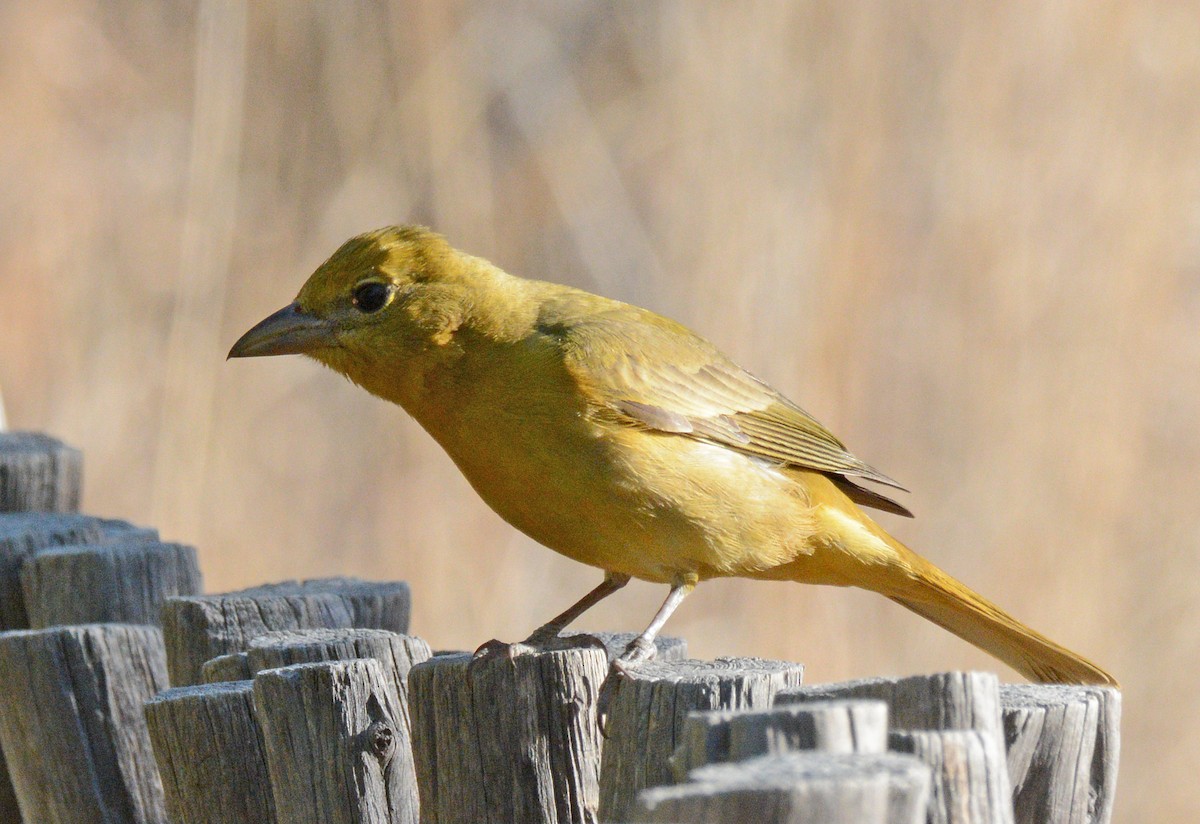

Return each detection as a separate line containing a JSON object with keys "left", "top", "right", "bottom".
{"left": 620, "top": 634, "right": 658, "bottom": 664}
{"left": 521, "top": 624, "right": 566, "bottom": 647}
{"left": 472, "top": 638, "right": 534, "bottom": 661}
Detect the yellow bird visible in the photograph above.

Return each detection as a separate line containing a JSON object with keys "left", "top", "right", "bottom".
{"left": 229, "top": 225, "right": 1115, "bottom": 686}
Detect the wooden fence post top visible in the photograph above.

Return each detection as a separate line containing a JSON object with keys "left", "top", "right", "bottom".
{"left": 0, "top": 512, "right": 156, "bottom": 547}
{"left": 144, "top": 679, "right": 277, "bottom": 824}
{"left": 0, "top": 432, "right": 83, "bottom": 513}
{"left": 161, "top": 577, "right": 413, "bottom": 686}
{"left": 777, "top": 671, "right": 1003, "bottom": 738}
{"left": 147, "top": 679, "right": 254, "bottom": 705}
{"left": 999, "top": 682, "right": 1121, "bottom": 824}
{"left": 21, "top": 539, "right": 202, "bottom": 628}
{"left": 672, "top": 698, "right": 891, "bottom": 779}
{"left": 599, "top": 655, "right": 805, "bottom": 820}
{"left": 254, "top": 658, "right": 418, "bottom": 824}
{"left": 633, "top": 751, "right": 931, "bottom": 823}
{"left": 999, "top": 682, "right": 1121, "bottom": 707}
{"left": 0, "top": 432, "right": 76, "bottom": 450}
{"left": 615, "top": 655, "right": 805, "bottom": 683}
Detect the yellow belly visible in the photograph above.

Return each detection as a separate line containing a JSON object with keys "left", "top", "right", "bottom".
{"left": 428, "top": 404, "right": 826, "bottom": 583}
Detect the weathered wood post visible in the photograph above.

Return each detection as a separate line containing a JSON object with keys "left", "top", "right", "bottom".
{"left": 241, "top": 627, "right": 433, "bottom": 682}
{"left": 779, "top": 672, "right": 1016, "bottom": 824}
{"left": 144, "top": 681, "right": 276, "bottom": 824}
{"left": 631, "top": 752, "right": 931, "bottom": 823}
{"left": 0, "top": 513, "right": 156, "bottom": 629}
{"left": 890, "top": 729, "right": 1014, "bottom": 824}
{"left": 160, "top": 578, "right": 412, "bottom": 685}
{"left": 777, "top": 672, "right": 1004, "bottom": 738}
{"left": 672, "top": 699, "right": 889, "bottom": 778}
{"left": 200, "top": 651, "right": 252, "bottom": 682}
{"left": 1000, "top": 684, "right": 1121, "bottom": 824}
{"left": 21, "top": 540, "right": 202, "bottom": 627}
{"left": 0, "top": 508, "right": 155, "bottom": 822}
{"left": 0, "top": 432, "right": 83, "bottom": 513}
{"left": 255, "top": 659, "right": 417, "bottom": 824}
{"left": 408, "top": 642, "right": 609, "bottom": 824}
{"left": 597, "top": 656, "right": 804, "bottom": 821}
{"left": 0, "top": 624, "right": 169, "bottom": 823}
{"left": 198, "top": 627, "right": 434, "bottom": 819}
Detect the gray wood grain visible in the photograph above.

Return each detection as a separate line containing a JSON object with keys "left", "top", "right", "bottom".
{"left": 1000, "top": 684, "right": 1120, "bottom": 824}
{"left": 890, "top": 729, "right": 1015, "bottom": 824}
{"left": 0, "top": 623, "right": 169, "bottom": 823}
{"left": 144, "top": 680, "right": 276, "bottom": 824}
{"left": 672, "top": 699, "right": 889, "bottom": 779}
{"left": 597, "top": 656, "right": 805, "bottom": 821}
{"left": 255, "top": 659, "right": 418, "bottom": 824}
{"left": 160, "top": 577, "right": 412, "bottom": 685}
{"left": 408, "top": 642, "right": 609, "bottom": 824}
{"left": 588, "top": 632, "right": 687, "bottom": 662}
{"left": 243, "top": 627, "right": 431, "bottom": 814}
{"left": 631, "top": 752, "right": 931, "bottom": 824}
{"left": 778, "top": 671, "right": 1003, "bottom": 739}
{"left": 0, "top": 432, "right": 83, "bottom": 513}
{"left": 200, "top": 651, "right": 252, "bottom": 683}
{"left": 0, "top": 513, "right": 156, "bottom": 629}
{"left": 244, "top": 627, "right": 432, "bottom": 683}
{"left": 22, "top": 540, "right": 202, "bottom": 628}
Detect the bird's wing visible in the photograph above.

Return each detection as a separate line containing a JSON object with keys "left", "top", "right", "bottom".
{"left": 556, "top": 304, "right": 910, "bottom": 515}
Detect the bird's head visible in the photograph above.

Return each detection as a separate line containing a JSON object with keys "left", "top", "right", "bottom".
{"left": 229, "top": 225, "right": 476, "bottom": 401}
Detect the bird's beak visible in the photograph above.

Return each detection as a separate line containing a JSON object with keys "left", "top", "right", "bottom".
{"left": 227, "top": 302, "right": 336, "bottom": 359}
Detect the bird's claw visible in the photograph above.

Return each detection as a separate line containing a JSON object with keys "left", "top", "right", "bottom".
{"left": 472, "top": 638, "right": 533, "bottom": 661}
{"left": 621, "top": 635, "right": 658, "bottom": 663}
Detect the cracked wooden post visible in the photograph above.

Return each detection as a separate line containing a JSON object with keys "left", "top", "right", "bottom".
{"left": 22, "top": 540, "right": 202, "bottom": 628}
{"left": 200, "top": 651, "right": 252, "bottom": 682}
{"left": 0, "top": 432, "right": 83, "bottom": 513}
{"left": 597, "top": 656, "right": 805, "bottom": 821}
{"left": 0, "top": 623, "right": 169, "bottom": 823}
{"left": 408, "top": 641, "right": 609, "bottom": 824}
{"left": 160, "top": 578, "right": 411, "bottom": 686}
{"left": 890, "top": 729, "right": 1015, "bottom": 824}
{"left": 255, "top": 659, "right": 417, "bottom": 824}
{"left": 145, "top": 680, "right": 276, "bottom": 824}
{"left": 0, "top": 513, "right": 156, "bottom": 630}
{"left": 631, "top": 752, "right": 931, "bottom": 824}
{"left": 240, "top": 627, "right": 432, "bottom": 683}
{"left": 777, "top": 671, "right": 1004, "bottom": 739}
{"left": 672, "top": 699, "right": 889, "bottom": 779}
{"left": 1000, "top": 684, "right": 1121, "bottom": 824}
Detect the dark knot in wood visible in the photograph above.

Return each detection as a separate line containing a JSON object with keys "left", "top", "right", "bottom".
{"left": 366, "top": 720, "right": 395, "bottom": 761}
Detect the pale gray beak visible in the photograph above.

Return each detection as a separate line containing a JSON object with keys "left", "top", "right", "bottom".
{"left": 227, "top": 302, "right": 336, "bottom": 358}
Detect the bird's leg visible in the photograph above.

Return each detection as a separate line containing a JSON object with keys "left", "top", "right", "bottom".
{"left": 619, "top": 579, "right": 695, "bottom": 663}
{"left": 523, "top": 571, "right": 632, "bottom": 645}
{"left": 598, "top": 578, "right": 697, "bottom": 734}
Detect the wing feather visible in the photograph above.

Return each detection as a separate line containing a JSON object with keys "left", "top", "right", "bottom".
{"left": 552, "top": 300, "right": 910, "bottom": 514}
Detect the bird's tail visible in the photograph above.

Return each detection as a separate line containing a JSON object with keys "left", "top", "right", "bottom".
{"left": 883, "top": 546, "right": 1118, "bottom": 687}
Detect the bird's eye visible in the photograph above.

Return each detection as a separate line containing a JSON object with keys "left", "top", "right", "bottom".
{"left": 352, "top": 281, "right": 392, "bottom": 313}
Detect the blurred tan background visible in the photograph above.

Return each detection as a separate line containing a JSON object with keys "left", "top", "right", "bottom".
{"left": 2, "top": 1, "right": 1197, "bottom": 818}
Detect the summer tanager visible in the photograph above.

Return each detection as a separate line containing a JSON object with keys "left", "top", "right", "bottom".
{"left": 229, "top": 225, "right": 1115, "bottom": 686}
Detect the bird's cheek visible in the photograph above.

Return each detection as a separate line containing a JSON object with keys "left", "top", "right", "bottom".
{"left": 404, "top": 302, "right": 463, "bottom": 347}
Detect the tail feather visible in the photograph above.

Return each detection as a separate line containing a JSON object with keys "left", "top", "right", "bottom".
{"left": 886, "top": 554, "right": 1118, "bottom": 687}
